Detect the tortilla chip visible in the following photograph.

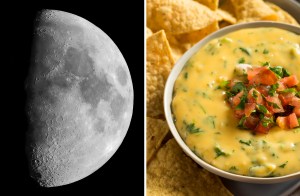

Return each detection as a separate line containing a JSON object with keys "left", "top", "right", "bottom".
{"left": 266, "top": 2, "right": 299, "bottom": 26}
{"left": 230, "top": 0, "right": 278, "bottom": 22}
{"left": 194, "top": 0, "right": 218, "bottom": 10}
{"left": 147, "top": 30, "right": 175, "bottom": 118}
{"left": 168, "top": 21, "right": 219, "bottom": 62}
{"left": 147, "top": 138, "right": 233, "bottom": 196}
{"left": 219, "top": 20, "right": 232, "bottom": 29}
{"left": 147, "top": 0, "right": 217, "bottom": 34}
{"left": 146, "top": 27, "right": 153, "bottom": 38}
{"left": 219, "top": 0, "right": 236, "bottom": 18}
{"left": 216, "top": 9, "right": 237, "bottom": 24}
{"left": 146, "top": 117, "right": 170, "bottom": 163}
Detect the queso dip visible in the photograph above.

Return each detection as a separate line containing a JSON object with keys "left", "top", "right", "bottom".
{"left": 172, "top": 27, "right": 300, "bottom": 177}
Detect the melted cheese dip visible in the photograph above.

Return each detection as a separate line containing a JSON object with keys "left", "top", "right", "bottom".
{"left": 172, "top": 27, "right": 300, "bottom": 177}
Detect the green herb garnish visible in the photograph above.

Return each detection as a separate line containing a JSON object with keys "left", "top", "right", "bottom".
{"left": 279, "top": 161, "right": 288, "bottom": 168}
{"left": 239, "top": 139, "right": 252, "bottom": 146}
{"left": 263, "top": 49, "right": 269, "bottom": 54}
{"left": 238, "top": 57, "right": 245, "bottom": 63}
{"left": 256, "top": 104, "right": 269, "bottom": 114}
{"left": 184, "top": 72, "right": 188, "bottom": 79}
{"left": 239, "top": 47, "right": 251, "bottom": 56}
{"left": 269, "top": 83, "right": 279, "bottom": 96}
{"left": 186, "top": 123, "right": 203, "bottom": 134}
{"left": 214, "top": 147, "right": 228, "bottom": 158}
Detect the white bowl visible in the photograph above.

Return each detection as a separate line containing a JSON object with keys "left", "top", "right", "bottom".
{"left": 164, "top": 22, "right": 300, "bottom": 184}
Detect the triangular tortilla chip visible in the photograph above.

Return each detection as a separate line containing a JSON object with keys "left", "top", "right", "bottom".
{"left": 146, "top": 30, "right": 175, "bottom": 118}
{"left": 266, "top": 2, "right": 299, "bottom": 26}
{"left": 167, "top": 21, "right": 219, "bottom": 62}
{"left": 146, "top": 117, "right": 170, "bottom": 163}
{"left": 216, "top": 8, "right": 237, "bottom": 24}
{"left": 147, "top": 0, "right": 217, "bottom": 34}
{"left": 146, "top": 27, "right": 153, "bottom": 38}
{"left": 231, "top": 0, "right": 278, "bottom": 22}
{"left": 147, "top": 138, "right": 233, "bottom": 196}
{"left": 194, "top": 0, "right": 219, "bottom": 10}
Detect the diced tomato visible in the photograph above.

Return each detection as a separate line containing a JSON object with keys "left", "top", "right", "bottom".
{"left": 293, "top": 106, "right": 300, "bottom": 117}
{"left": 280, "top": 75, "right": 299, "bottom": 87}
{"left": 248, "top": 88, "right": 264, "bottom": 104}
{"left": 232, "top": 91, "right": 244, "bottom": 107}
{"left": 255, "top": 122, "right": 271, "bottom": 134}
{"left": 265, "top": 95, "right": 284, "bottom": 113}
{"left": 277, "top": 81, "right": 287, "bottom": 92}
{"left": 248, "top": 67, "right": 277, "bottom": 85}
{"left": 288, "top": 113, "right": 299, "bottom": 128}
{"left": 234, "top": 109, "right": 245, "bottom": 119}
{"left": 247, "top": 67, "right": 263, "bottom": 81}
{"left": 290, "top": 97, "right": 300, "bottom": 107}
{"left": 279, "top": 93, "right": 294, "bottom": 106}
{"left": 256, "top": 85, "right": 270, "bottom": 97}
{"left": 244, "top": 116, "right": 260, "bottom": 129}
{"left": 245, "top": 103, "right": 256, "bottom": 117}
{"left": 276, "top": 116, "right": 289, "bottom": 129}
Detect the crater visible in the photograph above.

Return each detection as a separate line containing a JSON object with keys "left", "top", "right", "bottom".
{"left": 80, "top": 73, "right": 112, "bottom": 107}
{"left": 64, "top": 47, "right": 94, "bottom": 77}
{"left": 116, "top": 66, "right": 128, "bottom": 86}
{"left": 110, "top": 93, "right": 126, "bottom": 120}
{"left": 32, "top": 33, "right": 63, "bottom": 76}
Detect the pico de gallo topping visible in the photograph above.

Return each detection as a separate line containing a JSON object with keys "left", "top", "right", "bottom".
{"left": 221, "top": 63, "right": 300, "bottom": 133}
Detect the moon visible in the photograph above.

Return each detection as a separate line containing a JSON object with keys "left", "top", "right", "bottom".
{"left": 25, "top": 9, "right": 133, "bottom": 187}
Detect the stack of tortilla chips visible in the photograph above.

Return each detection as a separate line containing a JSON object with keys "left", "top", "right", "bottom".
{"left": 146, "top": 0, "right": 299, "bottom": 195}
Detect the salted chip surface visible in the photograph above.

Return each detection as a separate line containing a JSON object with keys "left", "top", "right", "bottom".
{"left": 146, "top": 30, "right": 175, "bottom": 118}
{"left": 147, "top": 138, "right": 233, "bottom": 196}
{"left": 194, "top": 0, "right": 218, "bottom": 10}
{"left": 266, "top": 2, "right": 299, "bottom": 26}
{"left": 146, "top": 117, "right": 170, "bottom": 163}
{"left": 147, "top": 0, "right": 217, "bottom": 34}
{"left": 231, "top": 0, "right": 278, "bottom": 22}
{"left": 168, "top": 21, "right": 219, "bottom": 62}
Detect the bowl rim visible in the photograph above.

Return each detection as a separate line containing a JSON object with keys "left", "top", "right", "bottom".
{"left": 164, "top": 21, "right": 300, "bottom": 184}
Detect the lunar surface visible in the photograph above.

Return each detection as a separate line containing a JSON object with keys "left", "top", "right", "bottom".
{"left": 25, "top": 9, "right": 133, "bottom": 187}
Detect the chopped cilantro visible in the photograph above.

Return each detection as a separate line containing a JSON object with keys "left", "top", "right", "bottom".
{"left": 263, "top": 49, "right": 269, "bottom": 54}
{"left": 239, "top": 47, "right": 251, "bottom": 56}
{"left": 238, "top": 57, "right": 245, "bottom": 63}
{"left": 216, "top": 80, "right": 230, "bottom": 90}
{"left": 281, "top": 88, "right": 297, "bottom": 94}
{"left": 279, "top": 161, "right": 288, "bottom": 168}
{"left": 262, "top": 61, "right": 270, "bottom": 66}
{"left": 252, "top": 89, "right": 258, "bottom": 98}
{"left": 229, "top": 166, "right": 238, "bottom": 172}
{"left": 237, "top": 116, "right": 247, "bottom": 129}
{"left": 236, "top": 94, "right": 247, "bottom": 110}
{"left": 282, "top": 68, "right": 291, "bottom": 77}
{"left": 261, "top": 117, "right": 274, "bottom": 127}
{"left": 239, "top": 139, "right": 251, "bottom": 146}
{"left": 265, "top": 100, "right": 281, "bottom": 109}
{"left": 269, "top": 83, "right": 279, "bottom": 96}
{"left": 185, "top": 123, "right": 203, "bottom": 134}
{"left": 184, "top": 72, "right": 188, "bottom": 79}
{"left": 214, "top": 147, "right": 228, "bottom": 158}
{"left": 269, "top": 66, "right": 291, "bottom": 78}
{"left": 269, "top": 66, "right": 284, "bottom": 78}
{"left": 256, "top": 104, "right": 269, "bottom": 114}
{"left": 231, "top": 82, "right": 246, "bottom": 94}
{"left": 206, "top": 116, "right": 216, "bottom": 129}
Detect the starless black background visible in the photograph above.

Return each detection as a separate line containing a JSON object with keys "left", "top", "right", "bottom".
{"left": 5, "top": 2, "right": 144, "bottom": 195}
